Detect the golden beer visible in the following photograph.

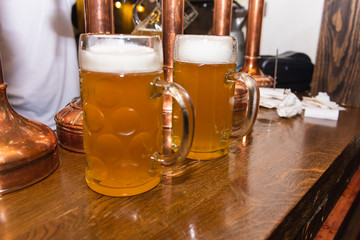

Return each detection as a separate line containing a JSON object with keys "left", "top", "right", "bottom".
{"left": 79, "top": 35, "right": 164, "bottom": 196}
{"left": 173, "top": 35, "right": 237, "bottom": 160}
{"left": 131, "top": 28, "right": 162, "bottom": 38}
{"left": 81, "top": 70, "right": 164, "bottom": 196}
{"left": 173, "top": 62, "right": 236, "bottom": 160}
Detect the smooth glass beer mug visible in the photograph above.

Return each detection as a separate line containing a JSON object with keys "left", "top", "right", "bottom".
{"left": 79, "top": 34, "right": 194, "bottom": 197}
{"left": 172, "top": 34, "right": 259, "bottom": 160}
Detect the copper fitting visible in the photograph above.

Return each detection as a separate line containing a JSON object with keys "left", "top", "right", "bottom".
{"left": 241, "top": 0, "right": 273, "bottom": 87}
{"left": 84, "top": 0, "right": 114, "bottom": 34}
{"left": 212, "top": 0, "right": 233, "bottom": 36}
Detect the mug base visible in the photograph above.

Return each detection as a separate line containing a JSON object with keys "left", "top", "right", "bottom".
{"left": 186, "top": 148, "right": 229, "bottom": 161}
{"left": 86, "top": 176, "right": 161, "bottom": 197}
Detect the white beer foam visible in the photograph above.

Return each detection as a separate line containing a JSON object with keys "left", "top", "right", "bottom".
{"left": 79, "top": 43, "right": 163, "bottom": 73}
{"left": 175, "top": 35, "right": 236, "bottom": 64}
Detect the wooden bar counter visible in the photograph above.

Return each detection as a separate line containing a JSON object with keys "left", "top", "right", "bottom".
{"left": 1, "top": 108, "right": 360, "bottom": 239}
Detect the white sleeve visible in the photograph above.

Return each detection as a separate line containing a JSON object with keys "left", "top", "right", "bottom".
{"left": 0, "top": 0, "right": 80, "bottom": 129}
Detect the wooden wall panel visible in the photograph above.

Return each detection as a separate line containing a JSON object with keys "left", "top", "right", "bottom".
{"left": 311, "top": 0, "right": 360, "bottom": 108}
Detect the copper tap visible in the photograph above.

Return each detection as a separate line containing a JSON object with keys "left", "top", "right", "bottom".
{"left": 212, "top": 0, "right": 233, "bottom": 36}
{"left": 0, "top": 56, "right": 59, "bottom": 195}
{"left": 241, "top": 0, "right": 273, "bottom": 87}
{"left": 55, "top": 0, "right": 114, "bottom": 153}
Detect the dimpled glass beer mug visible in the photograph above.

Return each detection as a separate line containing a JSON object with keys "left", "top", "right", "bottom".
{"left": 79, "top": 34, "right": 194, "bottom": 196}
{"left": 172, "top": 34, "right": 259, "bottom": 160}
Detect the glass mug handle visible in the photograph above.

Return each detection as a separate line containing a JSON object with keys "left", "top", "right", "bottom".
{"left": 133, "top": 0, "right": 144, "bottom": 25}
{"left": 152, "top": 78, "right": 194, "bottom": 176}
{"left": 227, "top": 72, "right": 260, "bottom": 137}
{"left": 133, "top": 0, "right": 161, "bottom": 25}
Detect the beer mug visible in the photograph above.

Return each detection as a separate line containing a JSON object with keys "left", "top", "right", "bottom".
{"left": 79, "top": 34, "right": 194, "bottom": 196}
{"left": 172, "top": 34, "right": 259, "bottom": 160}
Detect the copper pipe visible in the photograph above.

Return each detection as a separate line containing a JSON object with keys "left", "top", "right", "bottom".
{"left": 212, "top": 0, "right": 233, "bottom": 36}
{"left": 246, "top": 0, "right": 263, "bottom": 59}
{"left": 241, "top": 0, "right": 273, "bottom": 87}
{"left": 0, "top": 56, "right": 3, "bottom": 85}
{"left": 161, "top": 0, "right": 184, "bottom": 155}
{"left": 84, "top": 0, "right": 114, "bottom": 34}
{"left": 162, "top": 0, "right": 184, "bottom": 78}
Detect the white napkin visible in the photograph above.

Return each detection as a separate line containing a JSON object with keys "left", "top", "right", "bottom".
{"left": 302, "top": 92, "right": 346, "bottom": 110}
{"left": 259, "top": 89, "right": 346, "bottom": 120}
{"left": 259, "top": 88, "right": 302, "bottom": 118}
{"left": 302, "top": 92, "right": 346, "bottom": 120}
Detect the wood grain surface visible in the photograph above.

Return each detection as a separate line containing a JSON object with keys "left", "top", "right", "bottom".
{"left": 312, "top": 0, "right": 360, "bottom": 108}
{"left": 1, "top": 108, "right": 360, "bottom": 240}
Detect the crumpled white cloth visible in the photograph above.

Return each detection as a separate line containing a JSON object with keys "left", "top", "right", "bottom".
{"left": 302, "top": 92, "right": 346, "bottom": 120}
{"left": 260, "top": 89, "right": 346, "bottom": 120}
{"left": 302, "top": 92, "right": 346, "bottom": 110}
{"left": 259, "top": 88, "right": 302, "bottom": 118}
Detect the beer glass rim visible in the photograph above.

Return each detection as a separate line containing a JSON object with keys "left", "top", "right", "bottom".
{"left": 174, "top": 34, "right": 237, "bottom": 64}
{"left": 79, "top": 33, "right": 163, "bottom": 74}
{"left": 80, "top": 33, "right": 161, "bottom": 41}
{"left": 175, "top": 34, "right": 236, "bottom": 41}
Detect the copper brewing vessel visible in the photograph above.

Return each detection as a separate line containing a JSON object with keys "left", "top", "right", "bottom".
{"left": 0, "top": 58, "right": 59, "bottom": 195}
{"left": 241, "top": 0, "right": 273, "bottom": 87}
{"left": 54, "top": 98, "right": 84, "bottom": 153}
